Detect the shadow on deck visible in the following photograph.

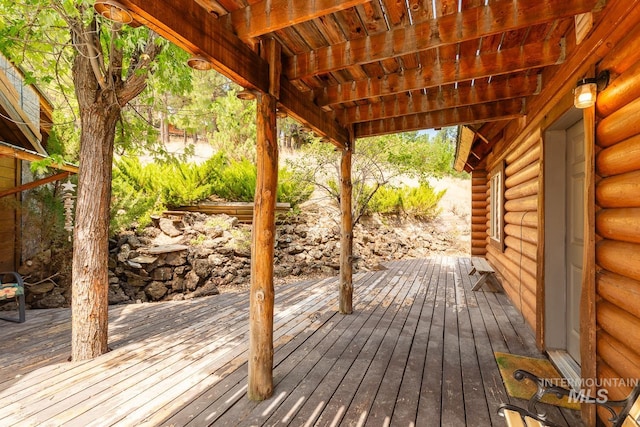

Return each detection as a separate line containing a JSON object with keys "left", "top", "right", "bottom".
{"left": 0, "top": 257, "right": 582, "bottom": 426}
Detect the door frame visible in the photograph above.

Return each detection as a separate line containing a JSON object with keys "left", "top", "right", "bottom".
{"left": 543, "top": 108, "right": 583, "bottom": 361}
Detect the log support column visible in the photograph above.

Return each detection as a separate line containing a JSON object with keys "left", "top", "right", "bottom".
{"left": 248, "top": 39, "right": 279, "bottom": 401}
{"left": 339, "top": 138, "right": 354, "bottom": 314}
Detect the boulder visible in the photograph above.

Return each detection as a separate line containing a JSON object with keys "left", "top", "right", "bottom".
{"left": 158, "top": 218, "right": 183, "bottom": 237}
{"left": 145, "top": 281, "right": 168, "bottom": 300}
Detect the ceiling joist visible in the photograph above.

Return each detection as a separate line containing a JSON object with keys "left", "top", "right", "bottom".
{"left": 337, "top": 73, "right": 540, "bottom": 125}
{"left": 315, "top": 39, "right": 563, "bottom": 106}
{"left": 224, "top": 0, "right": 371, "bottom": 41}
{"left": 285, "top": 0, "right": 596, "bottom": 80}
{"left": 355, "top": 98, "right": 525, "bottom": 138}
{"left": 118, "top": 0, "right": 349, "bottom": 147}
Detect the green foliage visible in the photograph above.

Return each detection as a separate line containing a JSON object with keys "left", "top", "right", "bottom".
{"left": 277, "top": 167, "right": 315, "bottom": 207}
{"left": 110, "top": 153, "right": 314, "bottom": 232}
{"left": 287, "top": 128, "right": 461, "bottom": 224}
{"left": 211, "top": 158, "right": 256, "bottom": 202}
{"left": 111, "top": 157, "right": 165, "bottom": 232}
{"left": 367, "top": 182, "right": 445, "bottom": 219}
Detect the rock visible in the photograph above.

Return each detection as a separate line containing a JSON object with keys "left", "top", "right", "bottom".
{"left": 117, "top": 244, "right": 131, "bottom": 263}
{"left": 158, "top": 218, "right": 183, "bottom": 237}
{"left": 186, "top": 281, "right": 219, "bottom": 299}
{"left": 169, "top": 277, "right": 185, "bottom": 292}
{"left": 127, "top": 260, "right": 143, "bottom": 269}
{"left": 109, "top": 286, "right": 130, "bottom": 304}
{"left": 28, "top": 282, "right": 55, "bottom": 295}
{"left": 185, "top": 270, "right": 200, "bottom": 291}
{"left": 192, "top": 258, "right": 211, "bottom": 278}
{"left": 145, "top": 281, "right": 168, "bottom": 300}
{"left": 145, "top": 244, "right": 189, "bottom": 255}
{"left": 129, "top": 255, "right": 158, "bottom": 264}
{"left": 124, "top": 271, "right": 151, "bottom": 287}
{"left": 35, "top": 290, "right": 67, "bottom": 309}
{"left": 151, "top": 267, "right": 173, "bottom": 281}
{"left": 164, "top": 250, "right": 187, "bottom": 266}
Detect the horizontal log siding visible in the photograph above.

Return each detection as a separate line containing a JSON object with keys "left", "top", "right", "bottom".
{"left": 0, "top": 157, "right": 17, "bottom": 271}
{"left": 470, "top": 170, "right": 488, "bottom": 256}
{"left": 594, "top": 35, "right": 640, "bottom": 423}
{"left": 487, "top": 133, "right": 541, "bottom": 331}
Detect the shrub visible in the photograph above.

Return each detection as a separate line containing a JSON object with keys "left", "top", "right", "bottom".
{"left": 111, "top": 152, "right": 314, "bottom": 233}
{"left": 211, "top": 158, "right": 256, "bottom": 202}
{"left": 367, "top": 182, "right": 445, "bottom": 219}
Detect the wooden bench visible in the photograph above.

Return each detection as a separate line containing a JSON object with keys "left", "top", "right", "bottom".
{"left": 498, "top": 369, "right": 640, "bottom": 427}
{"left": 469, "top": 256, "right": 501, "bottom": 292}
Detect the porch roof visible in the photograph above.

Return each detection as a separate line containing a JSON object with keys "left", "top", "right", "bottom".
{"left": 0, "top": 257, "right": 581, "bottom": 425}
{"left": 115, "top": 0, "right": 610, "bottom": 150}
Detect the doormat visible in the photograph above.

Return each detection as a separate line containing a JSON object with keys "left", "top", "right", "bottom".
{"left": 495, "top": 352, "right": 581, "bottom": 411}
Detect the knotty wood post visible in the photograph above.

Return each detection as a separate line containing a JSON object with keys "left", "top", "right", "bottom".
{"left": 339, "top": 139, "right": 354, "bottom": 314}
{"left": 248, "top": 90, "right": 278, "bottom": 401}
{"left": 580, "top": 102, "right": 596, "bottom": 426}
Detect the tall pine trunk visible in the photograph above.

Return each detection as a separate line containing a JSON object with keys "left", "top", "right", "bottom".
{"left": 71, "top": 98, "right": 119, "bottom": 360}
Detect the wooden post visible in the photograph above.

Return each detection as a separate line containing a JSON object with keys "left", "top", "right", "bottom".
{"left": 248, "top": 90, "right": 278, "bottom": 401}
{"left": 339, "top": 138, "right": 354, "bottom": 314}
{"left": 580, "top": 103, "right": 596, "bottom": 426}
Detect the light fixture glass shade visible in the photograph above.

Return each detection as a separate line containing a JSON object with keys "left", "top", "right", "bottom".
{"left": 574, "top": 80, "right": 597, "bottom": 109}
{"left": 94, "top": 0, "right": 133, "bottom": 24}
{"left": 187, "top": 55, "right": 213, "bottom": 71}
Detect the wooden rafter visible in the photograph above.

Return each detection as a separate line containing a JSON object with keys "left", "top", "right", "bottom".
{"left": 0, "top": 171, "right": 71, "bottom": 199}
{"left": 337, "top": 73, "right": 539, "bottom": 125}
{"left": 224, "top": 0, "right": 370, "bottom": 41}
{"left": 285, "top": 0, "right": 596, "bottom": 80}
{"left": 355, "top": 99, "right": 525, "bottom": 138}
{"left": 0, "top": 142, "right": 78, "bottom": 173}
{"left": 118, "top": 0, "right": 349, "bottom": 147}
{"left": 314, "top": 39, "right": 563, "bottom": 106}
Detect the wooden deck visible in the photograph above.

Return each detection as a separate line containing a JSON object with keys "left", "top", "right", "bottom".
{"left": 0, "top": 257, "right": 582, "bottom": 426}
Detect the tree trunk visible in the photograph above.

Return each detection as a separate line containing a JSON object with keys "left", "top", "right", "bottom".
{"left": 339, "top": 142, "right": 354, "bottom": 314}
{"left": 71, "top": 99, "right": 119, "bottom": 360}
{"left": 248, "top": 92, "right": 278, "bottom": 400}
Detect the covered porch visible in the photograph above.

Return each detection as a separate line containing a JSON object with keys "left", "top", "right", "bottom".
{"left": 0, "top": 257, "right": 581, "bottom": 426}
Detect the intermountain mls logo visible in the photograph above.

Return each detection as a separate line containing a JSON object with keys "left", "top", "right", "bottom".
{"left": 553, "top": 378, "right": 640, "bottom": 403}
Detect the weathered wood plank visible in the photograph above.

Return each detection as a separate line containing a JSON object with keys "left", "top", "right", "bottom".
{"left": 0, "top": 258, "right": 579, "bottom": 426}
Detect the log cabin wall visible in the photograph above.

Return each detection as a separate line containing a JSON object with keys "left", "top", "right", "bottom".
{"left": 486, "top": 131, "right": 541, "bottom": 332}
{"left": 0, "top": 156, "right": 19, "bottom": 271}
{"left": 593, "top": 22, "right": 640, "bottom": 418}
{"left": 470, "top": 169, "right": 488, "bottom": 256}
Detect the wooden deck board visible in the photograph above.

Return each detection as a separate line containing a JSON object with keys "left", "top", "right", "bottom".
{"left": 0, "top": 257, "right": 582, "bottom": 426}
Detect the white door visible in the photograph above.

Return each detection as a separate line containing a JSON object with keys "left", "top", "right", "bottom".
{"left": 566, "top": 120, "right": 584, "bottom": 363}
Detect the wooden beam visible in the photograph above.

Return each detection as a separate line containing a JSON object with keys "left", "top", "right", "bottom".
{"left": 285, "top": 0, "right": 596, "bottom": 80}
{"left": 314, "top": 39, "right": 563, "bottom": 106}
{"left": 455, "top": 126, "right": 476, "bottom": 172}
{"left": 248, "top": 90, "right": 278, "bottom": 401}
{"left": 338, "top": 73, "right": 539, "bottom": 125}
{"left": 0, "top": 171, "right": 71, "bottom": 199}
{"left": 580, "top": 103, "right": 597, "bottom": 425}
{"left": 225, "top": 0, "right": 370, "bottom": 41}
{"left": 118, "top": 0, "right": 348, "bottom": 147}
{"left": 339, "top": 137, "right": 353, "bottom": 315}
{"left": 0, "top": 143, "right": 79, "bottom": 173}
{"left": 355, "top": 99, "right": 525, "bottom": 138}
{"left": 279, "top": 80, "right": 347, "bottom": 148}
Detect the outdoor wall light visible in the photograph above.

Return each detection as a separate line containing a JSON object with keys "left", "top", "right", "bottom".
{"left": 574, "top": 70, "right": 610, "bottom": 109}
{"left": 187, "top": 55, "right": 214, "bottom": 71}
{"left": 94, "top": 0, "right": 134, "bottom": 24}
